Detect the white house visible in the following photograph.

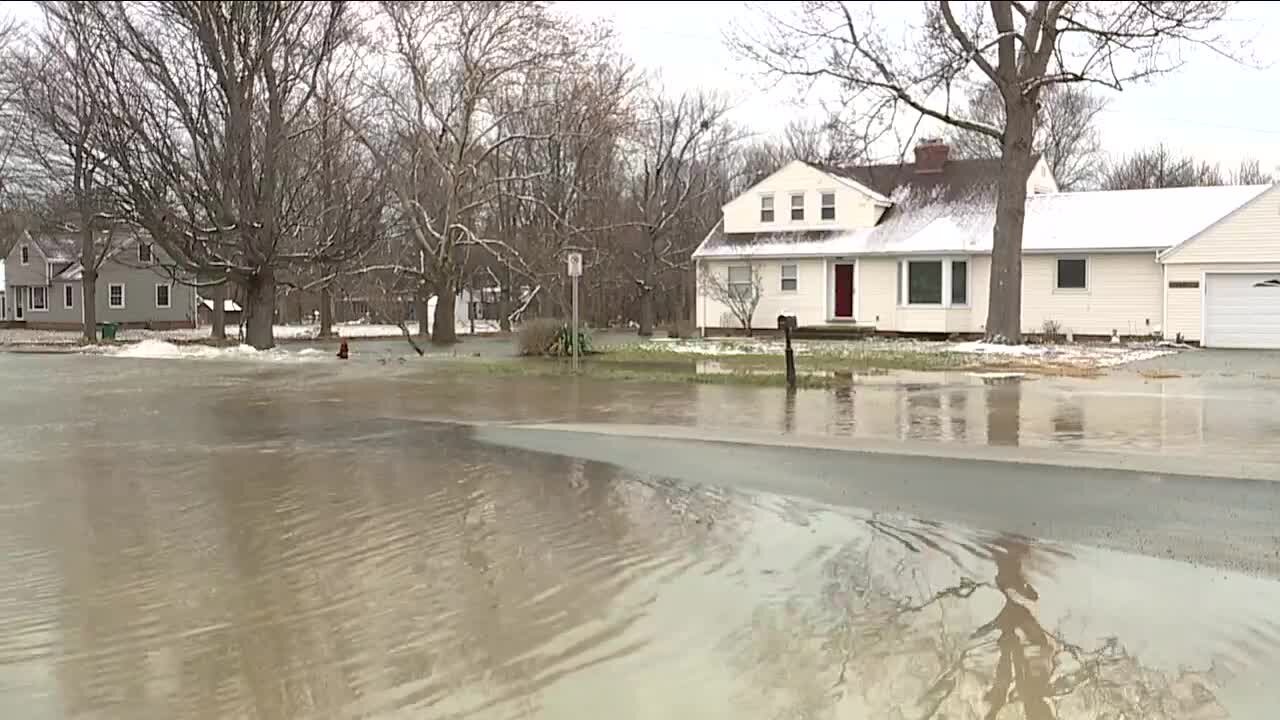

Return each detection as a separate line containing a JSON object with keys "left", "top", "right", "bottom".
{"left": 693, "top": 140, "right": 1280, "bottom": 348}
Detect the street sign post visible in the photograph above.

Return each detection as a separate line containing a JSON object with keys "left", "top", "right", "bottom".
{"left": 567, "top": 252, "right": 583, "bottom": 371}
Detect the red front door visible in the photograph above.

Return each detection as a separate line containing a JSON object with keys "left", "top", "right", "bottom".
{"left": 834, "top": 264, "right": 854, "bottom": 318}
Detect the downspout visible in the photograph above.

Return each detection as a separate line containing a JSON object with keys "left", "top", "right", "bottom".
{"left": 1159, "top": 252, "right": 1167, "bottom": 341}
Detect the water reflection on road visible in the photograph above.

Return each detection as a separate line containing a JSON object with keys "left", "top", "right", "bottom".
{"left": 0, "top": 353, "right": 1277, "bottom": 717}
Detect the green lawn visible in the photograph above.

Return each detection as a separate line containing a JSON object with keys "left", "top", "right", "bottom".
{"left": 423, "top": 341, "right": 1015, "bottom": 389}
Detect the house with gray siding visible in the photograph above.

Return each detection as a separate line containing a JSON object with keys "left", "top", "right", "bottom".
{"left": 2, "top": 232, "right": 196, "bottom": 330}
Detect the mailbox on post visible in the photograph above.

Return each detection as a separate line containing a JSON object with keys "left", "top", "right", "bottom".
{"left": 777, "top": 314, "right": 797, "bottom": 389}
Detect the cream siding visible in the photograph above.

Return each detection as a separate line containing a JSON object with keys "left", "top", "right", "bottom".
{"left": 855, "top": 256, "right": 989, "bottom": 334}
{"left": 1164, "top": 263, "right": 1280, "bottom": 342}
{"left": 1028, "top": 156, "right": 1059, "bottom": 194}
{"left": 1160, "top": 184, "right": 1280, "bottom": 264}
{"left": 696, "top": 258, "right": 827, "bottom": 329}
{"left": 721, "top": 161, "right": 884, "bottom": 234}
{"left": 1157, "top": 184, "right": 1280, "bottom": 344}
{"left": 1019, "top": 253, "right": 1163, "bottom": 337}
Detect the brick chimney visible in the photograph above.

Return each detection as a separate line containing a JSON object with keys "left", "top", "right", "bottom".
{"left": 913, "top": 138, "right": 949, "bottom": 174}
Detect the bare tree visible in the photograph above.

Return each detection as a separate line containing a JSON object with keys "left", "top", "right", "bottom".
{"left": 88, "top": 1, "right": 350, "bottom": 349}
{"left": 946, "top": 83, "right": 1106, "bottom": 190}
{"left": 1230, "top": 157, "right": 1274, "bottom": 185}
{"left": 1100, "top": 144, "right": 1226, "bottom": 190}
{"left": 17, "top": 1, "right": 126, "bottom": 344}
{"left": 628, "top": 90, "right": 735, "bottom": 336}
{"left": 736, "top": 1, "right": 1236, "bottom": 343}
{"left": 357, "top": 1, "right": 583, "bottom": 345}
{"left": 698, "top": 261, "right": 763, "bottom": 335}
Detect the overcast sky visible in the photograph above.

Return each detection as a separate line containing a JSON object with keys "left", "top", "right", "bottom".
{"left": 7, "top": 1, "right": 1277, "bottom": 173}
{"left": 566, "top": 1, "right": 1280, "bottom": 173}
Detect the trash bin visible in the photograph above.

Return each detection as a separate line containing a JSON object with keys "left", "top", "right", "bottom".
{"left": 97, "top": 323, "right": 119, "bottom": 341}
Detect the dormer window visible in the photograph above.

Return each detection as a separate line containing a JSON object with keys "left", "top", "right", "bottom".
{"left": 821, "top": 192, "right": 836, "bottom": 221}
{"left": 790, "top": 193, "right": 804, "bottom": 221}
{"left": 760, "top": 195, "right": 774, "bottom": 223}
{"left": 138, "top": 242, "right": 153, "bottom": 264}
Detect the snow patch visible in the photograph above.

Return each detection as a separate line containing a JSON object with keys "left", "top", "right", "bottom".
{"left": 106, "top": 339, "right": 322, "bottom": 362}
{"left": 968, "top": 372, "right": 1027, "bottom": 380}
{"left": 951, "top": 342, "right": 1045, "bottom": 357}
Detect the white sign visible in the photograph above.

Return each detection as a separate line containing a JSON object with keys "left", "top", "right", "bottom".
{"left": 566, "top": 252, "right": 583, "bottom": 277}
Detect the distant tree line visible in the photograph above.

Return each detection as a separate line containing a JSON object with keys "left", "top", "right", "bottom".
{"left": 0, "top": 1, "right": 1259, "bottom": 349}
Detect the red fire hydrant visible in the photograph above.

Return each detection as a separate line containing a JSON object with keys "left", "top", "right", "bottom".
{"left": 337, "top": 339, "right": 349, "bottom": 360}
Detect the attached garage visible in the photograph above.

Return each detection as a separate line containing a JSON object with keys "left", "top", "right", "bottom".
{"left": 1203, "top": 273, "right": 1280, "bottom": 349}
{"left": 1161, "top": 185, "right": 1280, "bottom": 347}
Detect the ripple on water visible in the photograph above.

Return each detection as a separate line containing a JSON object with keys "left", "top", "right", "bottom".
{"left": 0, "top": 370, "right": 1278, "bottom": 717}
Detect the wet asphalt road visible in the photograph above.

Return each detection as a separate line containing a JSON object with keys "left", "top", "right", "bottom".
{"left": 474, "top": 423, "right": 1280, "bottom": 579}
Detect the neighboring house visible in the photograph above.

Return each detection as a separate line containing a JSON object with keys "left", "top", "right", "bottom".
{"left": 694, "top": 139, "right": 1280, "bottom": 347}
{"left": 2, "top": 232, "right": 197, "bottom": 330}
{"left": 196, "top": 297, "right": 244, "bottom": 327}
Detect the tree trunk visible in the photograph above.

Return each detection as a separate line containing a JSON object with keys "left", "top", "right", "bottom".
{"left": 499, "top": 267, "right": 512, "bottom": 332}
{"left": 432, "top": 282, "right": 458, "bottom": 344}
{"left": 415, "top": 284, "right": 429, "bottom": 337}
{"left": 81, "top": 271, "right": 97, "bottom": 344}
{"left": 243, "top": 270, "right": 276, "bottom": 350}
{"left": 638, "top": 286, "right": 654, "bottom": 336}
{"left": 210, "top": 280, "right": 227, "bottom": 341}
{"left": 985, "top": 103, "right": 1037, "bottom": 345}
{"left": 319, "top": 284, "right": 333, "bottom": 338}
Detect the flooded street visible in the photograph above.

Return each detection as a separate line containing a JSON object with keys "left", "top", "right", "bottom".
{"left": 3, "top": 350, "right": 1280, "bottom": 718}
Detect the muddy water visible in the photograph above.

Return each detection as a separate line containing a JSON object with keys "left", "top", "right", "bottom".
{"left": 1, "top": 352, "right": 1279, "bottom": 717}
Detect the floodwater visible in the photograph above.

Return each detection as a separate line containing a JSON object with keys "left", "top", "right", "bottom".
{"left": 2, "top": 350, "right": 1280, "bottom": 718}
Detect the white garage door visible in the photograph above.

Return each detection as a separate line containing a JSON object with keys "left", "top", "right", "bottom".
{"left": 1204, "top": 273, "right": 1280, "bottom": 349}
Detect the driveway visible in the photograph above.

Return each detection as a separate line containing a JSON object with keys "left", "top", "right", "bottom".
{"left": 1125, "top": 347, "right": 1280, "bottom": 376}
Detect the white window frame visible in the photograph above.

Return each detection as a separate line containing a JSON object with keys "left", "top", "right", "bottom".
{"left": 898, "top": 257, "right": 969, "bottom": 308}
{"left": 780, "top": 263, "right": 798, "bottom": 292}
{"left": 138, "top": 242, "right": 153, "bottom": 264}
{"left": 19, "top": 244, "right": 29, "bottom": 265}
{"left": 820, "top": 191, "right": 836, "bottom": 221}
{"left": 759, "top": 194, "right": 774, "bottom": 223}
{"left": 109, "top": 283, "right": 126, "bottom": 309}
{"left": 727, "top": 265, "right": 753, "bottom": 299}
{"left": 789, "top": 192, "right": 805, "bottom": 222}
{"left": 30, "top": 285, "right": 48, "bottom": 311}
{"left": 155, "top": 283, "right": 171, "bottom": 308}
{"left": 950, "top": 259, "right": 969, "bottom": 306}
{"left": 64, "top": 284, "right": 75, "bottom": 309}
{"left": 1055, "top": 256, "right": 1089, "bottom": 292}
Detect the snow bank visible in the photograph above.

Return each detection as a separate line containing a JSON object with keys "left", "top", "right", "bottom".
{"left": 950, "top": 341, "right": 1175, "bottom": 368}
{"left": 106, "top": 339, "right": 323, "bottom": 362}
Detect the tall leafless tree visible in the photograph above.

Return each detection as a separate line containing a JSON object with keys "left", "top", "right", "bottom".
{"left": 17, "top": 1, "right": 124, "bottom": 344}
{"left": 356, "top": 1, "right": 584, "bottom": 344}
{"left": 735, "top": 1, "right": 1236, "bottom": 343}
{"left": 628, "top": 90, "right": 735, "bottom": 336}
{"left": 87, "top": 1, "right": 350, "bottom": 349}
{"left": 946, "top": 83, "right": 1107, "bottom": 190}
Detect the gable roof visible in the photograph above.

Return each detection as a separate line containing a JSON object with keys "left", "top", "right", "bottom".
{"left": 1157, "top": 183, "right": 1280, "bottom": 261}
{"left": 694, "top": 184, "right": 1271, "bottom": 259}
{"left": 25, "top": 234, "right": 78, "bottom": 262}
{"left": 730, "top": 159, "right": 893, "bottom": 208}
